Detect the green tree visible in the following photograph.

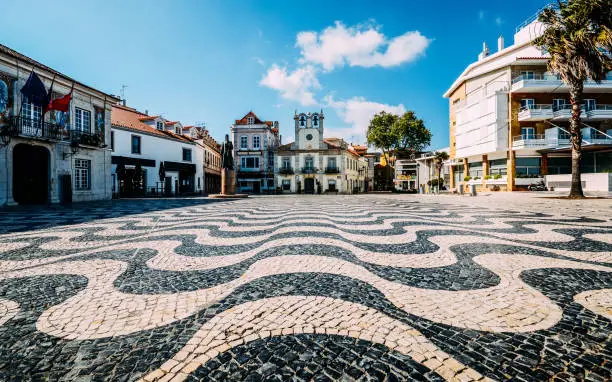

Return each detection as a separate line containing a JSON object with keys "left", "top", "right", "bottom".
{"left": 533, "top": 0, "right": 612, "bottom": 198}
{"left": 433, "top": 151, "right": 449, "bottom": 193}
{"left": 393, "top": 111, "right": 431, "bottom": 158}
{"left": 366, "top": 111, "right": 397, "bottom": 190}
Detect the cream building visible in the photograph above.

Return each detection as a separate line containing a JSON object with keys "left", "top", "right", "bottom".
{"left": 444, "top": 13, "right": 612, "bottom": 192}
{"left": 275, "top": 111, "right": 367, "bottom": 194}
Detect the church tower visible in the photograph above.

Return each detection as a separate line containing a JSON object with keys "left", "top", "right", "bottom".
{"left": 293, "top": 110, "right": 325, "bottom": 150}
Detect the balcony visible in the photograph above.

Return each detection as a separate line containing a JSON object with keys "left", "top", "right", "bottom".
{"left": 518, "top": 104, "right": 553, "bottom": 121}
{"left": 278, "top": 167, "right": 294, "bottom": 175}
{"left": 512, "top": 74, "right": 612, "bottom": 93}
{"left": 8, "top": 116, "right": 105, "bottom": 147}
{"left": 552, "top": 104, "right": 583, "bottom": 121}
{"left": 301, "top": 167, "right": 318, "bottom": 174}
{"left": 324, "top": 166, "right": 340, "bottom": 174}
{"left": 586, "top": 104, "right": 612, "bottom": 120}
{"left": 582, "top": 127, "right": 612, "bottom": 146}
{"left": 512, "top": 134, "right": 548, "bottom": 149}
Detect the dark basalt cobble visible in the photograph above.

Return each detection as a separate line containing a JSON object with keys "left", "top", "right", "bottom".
{"left": 0, "top": 196, "right": 610, "bottom": 381}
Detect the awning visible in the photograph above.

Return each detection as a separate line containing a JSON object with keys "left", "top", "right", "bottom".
{"left": 164, "top": 161, "right": 196, "bottom": 174}
{"left": 112, "top": 156, "right": 156, "bottom": 167}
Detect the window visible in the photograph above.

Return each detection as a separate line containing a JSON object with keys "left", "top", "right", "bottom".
{"left": 240, "top": 136, "right": 248, "bottom": 149}
{"left": 247, "top": 116, "right": 254, "bottom": 124}
{"left": 328, "top": 179, "right": 336, "bottom": 191}
{"left": 521, "top": 127, "right": 535, "bottom": 139}
{"left": 552, "top": 98, "right": 565, "bottom": 111}
{"left": 516, "top": 157, "right": 541, "bottom": 176}
{"left": 282, "top": 157, "right": 291, "bottom": 169}
{"left": 131, "top": 135, "right": 141, "bottom": 154}
{"left": 299, "top": 115, "right": 306, "bottom": 127}
{"left": 489, "top": 159, "right": 507, "bottom": 176}
{"left": 74, "top": 159, "right": 91, "bottom": 190}
{"left": 253, "top": 135, "right": 260, "bottom": 149}
{"left": 305, "top": 157, "right": 314, "bottom": 169}
{"left": 175, "top": 127, "right": 181, "bottom": 135}
{"left": 156, "top": 121, "right": 164, "bottom": 130}
{"left": 328, "top": 158, "right": 336, "bottom": 169}
{"left": 584, "top": 99, "right": 596, "bottom": 111}
{"left": 22, "top": 98, "right": 42, "bottom": 127}
{"left": 282, "top": 179, "right": 291, "bottom": 190}
{"left": 75, "top": 108, "right": 91, "bottom": 132}
{"left": 520, "top": 71, "right": 535, "bottom": 80}
{"left": 312, "top": 114, "right": 319, "bottom": 127}
{"left": 241, "top": 157, "right": 259, "bottom": 169}
{"left": 520, "top": 99, "right": 535, "bottom": 110}
{"left": 183, "top": 148, "right": 192, "bottom": 162}
{"left": 111, "top": 131, "right": 115, "bottom": 151}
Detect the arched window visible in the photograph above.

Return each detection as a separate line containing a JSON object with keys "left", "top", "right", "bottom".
{"left": 299, "top": 115, "right": 306, "bottom": 127}
{"left": 312, "top": 114, "right": 319, "bottom": 127}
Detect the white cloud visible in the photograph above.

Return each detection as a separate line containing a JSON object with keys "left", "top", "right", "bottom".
{"left": 259, "top": 65, "right": 320, "bottom": 106}
{"left": 323, "top": 94, "right": 406, "bottom": 142}
{"left": 495, "top": 17, "right": 503, "bottom": 26}
{"left": 296, "top": 21, "right": 430, "bottom": 71}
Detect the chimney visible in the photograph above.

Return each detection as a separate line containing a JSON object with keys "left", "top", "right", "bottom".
{"left": 497, "top": 35, "right": 504, "bottom": 52}
{"left": 122, "top": 99, "right": 126, "bottom": 107}
{"left": 145, "top": 109, "right": 148, "bottom": 115}
{"left": 478, "top": 42, "right": 489, "bottom": 60}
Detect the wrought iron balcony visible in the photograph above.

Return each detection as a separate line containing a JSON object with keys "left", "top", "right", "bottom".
{"left": 301, "top": 167, "right": 318, "bottom": 174}
{"left": 9, "top": 116, "right": 66, "bottom": 141}
{"left": 278, "top": 167, "right": 294, "bottom": 175}
{"left": 324, "top": 166, "right": 340, "bottom": 174}
{"left": 8, "top": 116, "right": 105, "bottom": 147}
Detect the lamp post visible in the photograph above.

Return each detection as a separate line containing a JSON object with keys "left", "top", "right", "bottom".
{"left": 0, "top": 126, "right": 11, "bottom": 147}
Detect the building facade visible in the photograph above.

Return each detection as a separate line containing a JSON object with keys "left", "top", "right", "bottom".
{"left": 394, "top": 157, "right": 418, "bottom": 191}
{"left": 444, "top": 15, "right": 612, "bottom": 192}
{"left": 110, "top": 104, "right": 204, "bottom": 197}
{"left": 0, "top": 44, "right": 118, "bottom": 206}
{"left": 275, "top": 111, "right": 367, "bottom": 194}
{"left": 414, "top": 149, "right": 451, "bottom": 193}
{"left": 200, "top": 129, "right": 221, "bottom": 194}
{"left": 231, "top": 111, "right": 280, "bottom": 194}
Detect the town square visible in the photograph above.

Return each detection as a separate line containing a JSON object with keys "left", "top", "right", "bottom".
{"left": 1, "top": 0, "right": 611, "bottom": 380}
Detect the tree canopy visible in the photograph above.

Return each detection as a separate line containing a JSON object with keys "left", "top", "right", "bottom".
{"left": 366, "top": 111, "right": 431, "bottom": 159}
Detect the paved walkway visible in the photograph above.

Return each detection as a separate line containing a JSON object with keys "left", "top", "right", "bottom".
{"left": 0, "top": 194, "right": 610, "bottom": 381}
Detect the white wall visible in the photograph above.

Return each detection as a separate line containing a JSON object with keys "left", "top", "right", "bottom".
{"left": 546, "top": 173, "right": 612, "bottom": 192}
{"left": 110, "top": 127, "right": 203, "bottom": 194}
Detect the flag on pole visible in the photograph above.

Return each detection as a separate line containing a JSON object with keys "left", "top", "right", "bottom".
{"left": 20, "top": 70, "right": 48, "bottom": 106}
{"left": 46, "top": 83, "right": 73, "bottom": 113}
{"left": 43, "top": 74, "right": 56, "bottom": 114}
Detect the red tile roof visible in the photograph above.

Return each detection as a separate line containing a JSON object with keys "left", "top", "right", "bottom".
{"left": 235, "top": 111, "right": 272, "bottom": 125}
{"left": 111, "top": 104, "right": 192, "bottom": 143}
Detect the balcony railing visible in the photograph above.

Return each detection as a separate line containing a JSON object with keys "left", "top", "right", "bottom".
{"left": 586, "top": 104, "right": 612, "bottom": 120}
{"left": 9, "top": 116, "right": 66, "bottom": 141}
{"left": 512, "top": 73, "right": 552, "bottom": 84}
{"left": 324, "top": 166, "right": 340, "bottom": 174}
{"left": 278, "top": 167, "right": 294, "bottom": 175}
{"left": 518, "top": 104, "right": 553, "bottom": 121}
{"left": 8, "top": 116, "right": 105, "bottom": 147}
{"left": 301, "top": 167, "right": 318, "bottom": 174}
{"left": 512, "top": 134, "right": 548, "bottom": 149}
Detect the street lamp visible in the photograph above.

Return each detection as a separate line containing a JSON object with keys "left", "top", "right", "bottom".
{"left": 0, "top": 126, "right": 11, "bottom": 147}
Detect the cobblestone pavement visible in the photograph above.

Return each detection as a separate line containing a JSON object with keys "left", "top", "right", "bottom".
{"left": 0, "top": 194, "right": 610, "bottom": 381}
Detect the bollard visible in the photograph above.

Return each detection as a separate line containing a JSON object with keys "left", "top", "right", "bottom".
{"left": 470, "top": 184, "right": 477, "bottom": 196}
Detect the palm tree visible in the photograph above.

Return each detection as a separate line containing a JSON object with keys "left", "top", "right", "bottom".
{"left": 433, "top": 151, "right": 449, "bottom": 194}
{"left": 533, "top": 0, "right": 612, "bottom": 198}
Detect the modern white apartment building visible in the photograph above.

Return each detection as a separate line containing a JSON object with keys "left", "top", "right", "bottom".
{"left": 444, "top": 13, "right": 612, "bottom": 192}
{"left": 275, "top": 111, "right": 367, "bottom": 194}
{"left": 0, "top": 44, "right": 118, "bottom": 206}
{"left": 230, "top": 111, "right": 280, "bottom": 194}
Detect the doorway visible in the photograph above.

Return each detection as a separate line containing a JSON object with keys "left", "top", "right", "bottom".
{"left": 13, "top": 144, "right": 50, "bottom": 204}
{"left": 304, "top": 178, "right": 315, "bottom": 194}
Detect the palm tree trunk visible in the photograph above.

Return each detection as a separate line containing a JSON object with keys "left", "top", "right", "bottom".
{"left": 568, "top": 81, "right": 584, "bottom": 199}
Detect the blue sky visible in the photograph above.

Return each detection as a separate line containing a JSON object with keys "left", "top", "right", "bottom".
{"left": 1, "top": 0, "right": 551, "bottom": 149}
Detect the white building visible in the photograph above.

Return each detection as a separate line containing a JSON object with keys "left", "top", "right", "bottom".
{"left": 110, "top": 104, "right": 204, "bottom": 197}
{"left": 275, "top": 111, "right": 367, "bottom": 194}
{"left": 230, "top": 111, "right": 280, "bottom": 194}
{"left": 0, "top": 43, "right": 118, "bottom": 206}
{"left": 414, "top": 148, "right": 451, "bottom": 193}
{"left": 444, "top": 14, "right": 612, "bottom": 192}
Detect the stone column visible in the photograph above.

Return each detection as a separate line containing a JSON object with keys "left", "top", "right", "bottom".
{"left": 540, "top": 153, "right": 548, "bottom": 176}
{"left": 507, "top": 151, "right": 516, "bottom": 191}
